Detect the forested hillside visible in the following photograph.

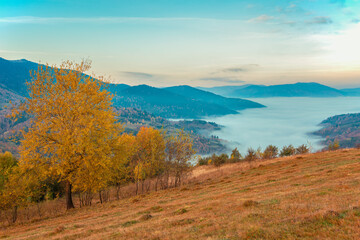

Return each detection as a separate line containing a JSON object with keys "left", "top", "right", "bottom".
{"left": 0, "top": 58, "right": 237, "bottom": 154}
{"left": 314, "top": 113, "right": 360, "bottom": 148}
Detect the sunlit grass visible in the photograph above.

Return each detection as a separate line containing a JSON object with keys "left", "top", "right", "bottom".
{"left": 1, "top": 149, "right": 360, "bottom": 239}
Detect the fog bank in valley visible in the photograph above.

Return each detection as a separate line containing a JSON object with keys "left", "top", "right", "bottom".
{"left": 204, "top": 97, "right": 360, "bottom": 154}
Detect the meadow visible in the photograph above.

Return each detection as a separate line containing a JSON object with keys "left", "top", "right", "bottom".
{"left": 2, "top": 148, "right": 360, "bottom": 239}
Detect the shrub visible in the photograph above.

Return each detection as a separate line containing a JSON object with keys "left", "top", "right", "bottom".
{"left": 255, "top": 147, "right": 263, "bottom": 159}
{"left": 213, "top": 154, "right": 228, "bottom": 167}
{"left": 263, "top": 145, "right": 278, "bottom": 159}
{"left": 328, "top": 140, "right": 340, "bottom": 151}
{"left": 198, "top": 157, "right": 208, "bottom": 166}
{"left": 245, "top": 148, "right": 257, "bottom": 161}
{"left": 296, "top": 144, "right": 310, "bottom": 155}
{"left": 229, "top": 148, "right": 242, "bottom": 163}
{"left": 280, "top": 145, "right": 296, "bottom": 157}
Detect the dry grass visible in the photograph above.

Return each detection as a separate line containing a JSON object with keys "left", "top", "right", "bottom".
{"left": 2, "top": 149, "right": 360, "bottom": 239}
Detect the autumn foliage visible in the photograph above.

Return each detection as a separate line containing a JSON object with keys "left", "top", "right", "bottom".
{"left": 0, "top": 61, "right": 195, "bottom": 223}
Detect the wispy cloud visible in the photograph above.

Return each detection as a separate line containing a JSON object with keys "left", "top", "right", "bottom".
{"left": 248, "top": 15, "right": 275, "bottom": 23}
{"left": 306, "top": 16, "right": 333, "bottom": 25}
{"left": 222, "top": 64, "right": 259, "bottom": 73}
{"left": 276, "top": 4, "right": 300, "bottom": 14}
{"left": 199, "top": 77, "right": 245, "bottom": 84}
{"left": 122, "top": 71, "right": 153, "bottom": 79}
{"left": 0, "top": 16, "right": 246, "bottom": 24}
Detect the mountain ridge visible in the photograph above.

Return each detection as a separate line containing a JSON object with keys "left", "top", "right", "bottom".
{"left": 0, "top": 57, "right": 264, "bottom": 119}
{"left": 200, "top": 82, "right": 359, "bottom": 98}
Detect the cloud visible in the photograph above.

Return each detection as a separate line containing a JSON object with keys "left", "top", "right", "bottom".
{"left": 199, "top": 77, "right": 245, "bottom": 84}
{"left": 222, "top": 64, "right": 260, "bottom": 73}
{"left": 0, "top": 16, "right": 246, "bottom": 25}
{"left": 276, "top": 4, "right": 301, "bottom": 14}
{"left": 248, "top": 15, "right": 275, "bottom": 23}
{"left": 306, "top": 16, "right": 333, "bottom": 25}
{"left": 122, "top": 71, "right": 153, "bottom": 79}
{"left": 352, "top": 18, "right": 360, "bottom": 23}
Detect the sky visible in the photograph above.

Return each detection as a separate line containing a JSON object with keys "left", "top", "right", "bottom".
{"left": 1, "top": 0, "right": 360, "bottom": 88}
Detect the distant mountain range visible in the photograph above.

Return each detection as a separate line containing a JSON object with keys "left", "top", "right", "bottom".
{"left": 111, "top": 84, "right": 262, "bottom": 119}
{"left": 0, "top": 57, "right": 264, "bottom": 119}
{"left": 0, "top": 57, "right": 262, "bottom": 154}
{"left": 200, "top": 82, "right": 360, "bottom": 98}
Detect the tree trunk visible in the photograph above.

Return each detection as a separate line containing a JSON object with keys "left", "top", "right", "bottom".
{"left": 36, "top": 203, "right": 42, "bottom": 217}
{"left": 65, "top": 181, "right": 75, "bottom": 209}
{"left": 12, "top": 206, "right": 18, "bottom": 223}
{"left": 99, "top": 191, "right": 103, "bottom": 204}
{"left": 136, "top": 180, "right": 139, "bottom": 195}
{"left": 116, "top": 184, "right": 121, "bottom": 200}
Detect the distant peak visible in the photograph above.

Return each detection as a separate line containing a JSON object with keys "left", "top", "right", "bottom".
{"left": 13, "top": 58, "right": 30, "bottom": 63}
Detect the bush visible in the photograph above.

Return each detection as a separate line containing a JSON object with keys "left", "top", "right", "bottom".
{"left": 198, "top": 157, "right": 208, "bottom": 166}
{"left": 255, "top": 147, "right": 263, "bottom": 160}
{"left": 280, "top": 145, "right": 296, "bottom": 157}
{"left": 213, "top": 154, "right": 228, "bottom": 167}
{"left": 296, "top": 144, "right": 310, "bottom": 155}
{"left": 263, "top": 145, "right": 278, "bottom": 159}
{"left": 245, "top": 148, "right": 257, "bottom": 161}
{"left": 229, "top": 148, "right": 242, "bottom": 163}
{"left": 328, "top": 140, "right": 340, "bottom": 151}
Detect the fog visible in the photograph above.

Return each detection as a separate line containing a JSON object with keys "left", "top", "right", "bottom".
{"left": 204, "top": 97, "right": 360, "bottom": 154}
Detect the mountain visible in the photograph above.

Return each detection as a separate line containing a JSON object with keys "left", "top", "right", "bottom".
{"left": 200, "top": 83, "right": 348, "bottom": 98}
{"left": 112, "top": 85, "right": 238, "bottom": 119}
{"left": 0, "top": 57, "right": 264, "bottom": 119}
{"left": 106, "top": 83, "right": 131, "bottom": 95}
{"left": 230, "top": 82, "right": 344, "bottom": 98}
{"left": 314, "top": 113, "right": 360, "bottom": 149}
{"left": 198, "top": 84, "right": 252, "bottom": 97}
{"left": 0, "top": 87, "right": 23, "bottom": 110}
{"left": 0, "top": 57, "right": 240, "bottom": 154}
{"left": 164, "top": 85, "right": 265, "bottom": 111}
{"left": 341, "top": 88, "right": 360, "bottom": 96}
{"left": 0, "top": 57, "right": 39, "bottom": 95}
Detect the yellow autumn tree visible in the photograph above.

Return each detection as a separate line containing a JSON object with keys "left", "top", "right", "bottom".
{"left": 166, "top": 130, "right": 195, "bottom": 187}
{"left": 15, "top": 60, "right": 119, "bottom": 209}
{"left": 109, "top": 133, "right": 137, "bottom": 199}
{"left": 134, "top": 127, "right": 166, "bottom": 194}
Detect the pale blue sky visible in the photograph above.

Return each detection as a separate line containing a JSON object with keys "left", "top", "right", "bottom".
{"left": 1, "top": 0, "right": 360, "bottom": 87}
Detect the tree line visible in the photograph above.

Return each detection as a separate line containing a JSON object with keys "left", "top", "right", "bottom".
{"left": 198, "top": 144, "right": 311, "bottom": 167}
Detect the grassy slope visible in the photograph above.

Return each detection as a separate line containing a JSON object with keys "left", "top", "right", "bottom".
{"left": 2, "top": 149, "right": 360, "bottom": 239}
